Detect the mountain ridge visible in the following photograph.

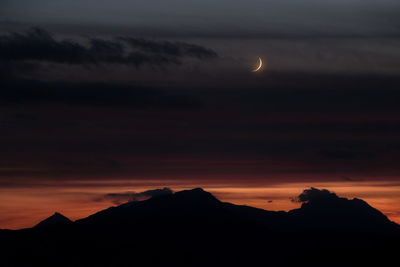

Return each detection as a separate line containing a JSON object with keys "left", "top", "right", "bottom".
{"left": 1, "top": 187, "right": 399, "bottom": 267}
{"left": 28, "top": 187, "right": 399, "bottom": 232}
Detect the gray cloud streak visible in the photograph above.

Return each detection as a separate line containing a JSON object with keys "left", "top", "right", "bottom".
{"left": 0, "top": 28, "right": 218, "bottom": 68}
{"left": 97, "top": 188, "right": 174, "bottom": 205}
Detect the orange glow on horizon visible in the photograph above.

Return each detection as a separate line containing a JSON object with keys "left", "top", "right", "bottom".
{"left": 1, "top": 180, "right": 399, "bottom": 230}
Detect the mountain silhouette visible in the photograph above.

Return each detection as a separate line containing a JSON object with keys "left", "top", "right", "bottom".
{"left": 288, "top": 187, "right": 400, "bottom": 232}
{"left": 1, "top": 188, "right": 399, "bottom": 267}
{"left": 34, "top": 212, "right": 72, "bottom": 228}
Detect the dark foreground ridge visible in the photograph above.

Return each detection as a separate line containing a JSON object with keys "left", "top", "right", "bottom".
{"left": 1, "top": 188, "right": 399, "bottom": 267}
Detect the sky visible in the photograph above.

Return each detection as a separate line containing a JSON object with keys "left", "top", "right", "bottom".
{"left": 2, "top": 0, "right": 400, "bottom": 37}
{"left": 1, "top": 0, "right": 400, "bottom": 229}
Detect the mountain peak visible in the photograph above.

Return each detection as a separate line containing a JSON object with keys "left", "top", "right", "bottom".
{"left": 34, "top": 212, "right": 72, "bottom": 228}
{"left": 289, "top": 188, "right": 395, "bottom": 231}
{"left": 173, "top": 188, "right": 219, "bottom": 203}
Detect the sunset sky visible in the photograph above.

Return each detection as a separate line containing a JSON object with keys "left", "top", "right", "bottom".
{"left": 1, "top": 0, "right": 400, "bottom": 229}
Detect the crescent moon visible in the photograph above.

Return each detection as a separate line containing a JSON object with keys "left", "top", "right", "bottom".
{"left": 252, "top": 57, "right": 263, "bottom": 72}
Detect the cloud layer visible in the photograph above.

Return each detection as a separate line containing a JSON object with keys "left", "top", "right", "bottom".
{"left": 98, "top": 188, "right": 174, "bottom": 205}
{"left": 293, "top": 188, "right": 339, "bottom": 204}
{"left": 0, "top": 28, "right": 217, "bottom": 69}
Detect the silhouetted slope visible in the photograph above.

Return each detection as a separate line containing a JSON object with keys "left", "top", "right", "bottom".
{"left": 74, "top": 187, "right": 399, "bottom": 234}
{"left": 78, "top": 188, "right": 220, "bottom": 223}
{"left": 34, "top": 212, "right": 72, "bottom": 228}
{"left": 1, "top": 188, "right": 399, "bottom": 267}
{"left": 288, "top": 188, "right": 400, "bottom": 232}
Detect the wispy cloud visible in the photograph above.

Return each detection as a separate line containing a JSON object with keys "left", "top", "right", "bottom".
{"left": 95, "top": 187, "right": 174, "bottom": 205}
{"left": 0, "top": 28, "right": 218, "bottom": 70}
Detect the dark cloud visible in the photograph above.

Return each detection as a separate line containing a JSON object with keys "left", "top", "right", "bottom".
{"left": 0, "top": 28, "right": 218, "bottom": 71}
{"left": 98, "top": 188, "right": 174, "bottom": 205}
{"left": 0, "top": 28, "right": 89, "bottom": 64}
{"left": 4, "top": 72, "right": 400, "bottom": 110}
{"left": 342, "top": 176, "right": 354, "bottom": 182}
{"left": 0, "top": 79, "right": 202, "bottom": 108}
{"left": 292, "top": 188, "right": 339, "bottom": 204}
{"left": 318, "top": 148, "right": 357, "bottom": 160}
{"left": 120, "top": 37, "right": 218, "bottom": 59}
